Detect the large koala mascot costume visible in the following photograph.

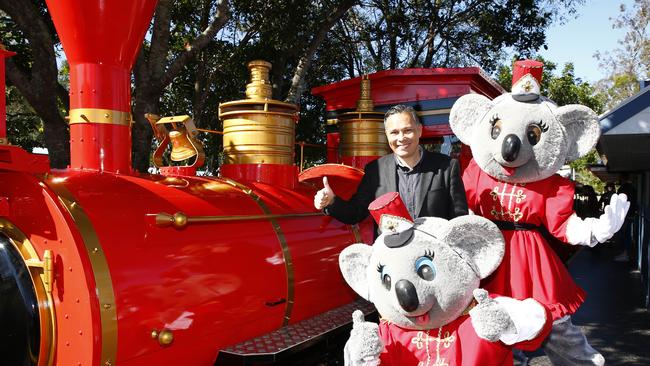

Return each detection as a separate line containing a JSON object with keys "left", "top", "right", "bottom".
{"left": 449, "top": 60, "right": 630, "bottom": 365}
{"left": 339, "top": 209, "right": 552, "bottom": 366}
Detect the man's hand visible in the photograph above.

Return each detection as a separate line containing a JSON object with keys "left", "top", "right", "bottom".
{"left": 314, "top": 176, "right": 336, "bottom": 210}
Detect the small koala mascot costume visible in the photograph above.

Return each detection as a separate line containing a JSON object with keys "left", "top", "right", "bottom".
{"left": 339, "top": 193, "right": 552, "bottom": 366}
{"left": 449, "top": 60, "right": 630, "bottom": 365}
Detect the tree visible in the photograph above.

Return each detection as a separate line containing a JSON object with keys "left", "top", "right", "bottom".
{"left": 0, "top": 0, "right": 69, "bottom": 168}
{"left": 329, "top": 0, "right": 584, "bottom": 77}
{"left": 132, "top": 0, "right": 230, "bottom": 172}
{"left": 2, "top": 0, "right": 584, "bottom": 172}
{"left": 594, "top": 0, "right": 650, "bottom": 110}
{"left": 5, "top": 85, "right": 44, "bottom": 152}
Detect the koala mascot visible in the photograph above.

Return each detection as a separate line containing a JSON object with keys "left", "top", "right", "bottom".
{"left": 339, "top": 212, "right": 553, "bottom": 366}
{"left": 449, "top": 60, "right": 630, "bottom": 366}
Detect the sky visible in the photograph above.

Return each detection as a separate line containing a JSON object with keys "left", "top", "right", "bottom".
{"left": 538, "top": 0, "right": 635, "bottom": 84}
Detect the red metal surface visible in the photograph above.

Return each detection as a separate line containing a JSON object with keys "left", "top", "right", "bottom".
{"left": 312, "top": 68, "right": 504, "bottom": 164}
{"left": 311, "top": 68, "right": 505, "bottom": 112}
{"left": 326, "top": 132, "right": 340, "bottom": 163}
{"left": 0, "top": 168, "right": 361, "bottom": 365}
{"left": 0, "top": 144, "right": 50, "bottom": 173}
{"left": 69, "top": 123, "right": 132, "bottom": 173}
{"left": 422, "top": 124, "right": 453, "bottom": 139}
{"left": 298, "top": 164, "right": 364, "bottom": 201}
{"left": 0, "top": 171, "right": 101, "bottom": 365}
{"left": 220, "top": 164, "right": 299, "bottom": 188}
{"left": 45, "top": 0, "right": 157, "bottom": 71}
{"left": 341, "top": 155, "right": 382, "bottom": 170}
{"left": 45, "top": 0, "right": 158, "bottom": 172}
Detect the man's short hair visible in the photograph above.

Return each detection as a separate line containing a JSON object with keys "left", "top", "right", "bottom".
{"left": 384, "top": 104, "right": 421, "bottom": 125}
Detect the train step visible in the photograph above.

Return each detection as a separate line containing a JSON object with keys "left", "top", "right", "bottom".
{"left": 214, "top": 298, "right": 377, "bottom": 365}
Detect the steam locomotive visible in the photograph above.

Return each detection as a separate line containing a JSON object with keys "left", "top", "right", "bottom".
{"left": 0, "top": 1, "right": 503, "bottom": 365}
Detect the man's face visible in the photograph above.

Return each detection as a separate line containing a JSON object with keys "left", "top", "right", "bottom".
{"left": 385, "top": 112, "right": 423, "bottom": 162}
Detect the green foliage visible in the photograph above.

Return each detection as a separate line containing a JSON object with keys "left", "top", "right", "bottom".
{"left": 5, "top": 86, "right": 44, "bottom": 151}
{"left": 594, "top": 0, "right": 650, "bottom": 110}
{"left": 332, "top": 0, "right": 584, "bottom": 75}
{"left": 1, "top": 0, "right": 585, "bottom": 171}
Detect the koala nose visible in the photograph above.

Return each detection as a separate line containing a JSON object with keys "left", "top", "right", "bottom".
{"left": 395, "top": 279, "right": 419, "bottom": 312}
{"left": 501, "top": 134, "right": 521, "bottom": 162}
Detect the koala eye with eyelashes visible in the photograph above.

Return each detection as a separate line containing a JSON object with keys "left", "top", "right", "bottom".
{"left": 377, "top": 263, "right": 392, "bottom": 290}
{"left": 415, "top": 254, "right": 436, "bottom": 281}
{"left": 527, "top": 124, "right": 543, "bottom": 146}
{"left": 490, "top": 117, "right": 502, "bottom": 140}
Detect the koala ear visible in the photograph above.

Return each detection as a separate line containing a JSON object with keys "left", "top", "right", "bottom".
{"left": 449, "top": 94, "right": 493, "bottom": 144}
{"left": 555, "top": 104, "right": 600, "bottom": 161}
{"left": 339, "top": 243, "right": 373, "bottom": 300}
{"left": 438, "top": 216, "right": 505, "bottom": 279}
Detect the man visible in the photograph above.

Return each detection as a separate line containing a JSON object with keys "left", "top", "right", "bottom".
{"left": 314, "top": 104, "right": 468, "bottom": 231}
{"left": 598, "top": 183, "right": 616, "bottom": 215}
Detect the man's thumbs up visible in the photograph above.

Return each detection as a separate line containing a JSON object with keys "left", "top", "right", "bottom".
{"left": 314, "top": 176, "right": 336, "bottom": 210}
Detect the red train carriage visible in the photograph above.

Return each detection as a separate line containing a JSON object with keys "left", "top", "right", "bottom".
{"left": 0, "top": 1, "right": 503, "bottom": 365}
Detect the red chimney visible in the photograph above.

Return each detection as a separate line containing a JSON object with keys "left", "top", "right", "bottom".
{"left": 45, "top": 0, "right": 158, "bottom": 173}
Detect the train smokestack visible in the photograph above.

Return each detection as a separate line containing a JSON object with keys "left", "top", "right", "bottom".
{"left": 337, "top": 76, "right": 389, "bottom": 168}
{"left": 45, "top": 0, "right": 158, "bottom": 172}
{"left": 218, "top": 60, "right": 300, "bottom": 187}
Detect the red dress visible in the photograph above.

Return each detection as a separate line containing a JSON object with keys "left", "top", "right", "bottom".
{"left": 462, "top": 159, "right": 586, "bottom": 319}
{"left": 378, "top": 309, "right": 552, "bottom": 366}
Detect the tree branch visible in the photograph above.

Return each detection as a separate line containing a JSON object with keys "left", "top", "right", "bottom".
{"left": 148, "top": 0, "right": 173, "bottom": 83}
{"left": 285, "top": 0, "right": 357, "bottom": 104}
{"left": 159, "top": 0, "right": 230, "bottom": 89}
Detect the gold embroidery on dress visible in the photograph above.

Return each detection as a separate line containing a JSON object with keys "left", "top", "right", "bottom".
{"left": 412, "top": 326, "right": 456, "bottom": 366}
{"left": 489, "top": 182, "right": 526, "bottom": 222}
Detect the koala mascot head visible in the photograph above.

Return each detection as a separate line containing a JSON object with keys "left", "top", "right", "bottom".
{"left": 339, "top": 215, "right": 504, "bottom": 330}
{"left": 449, "top": 60, "right": 600, "bottom": 183}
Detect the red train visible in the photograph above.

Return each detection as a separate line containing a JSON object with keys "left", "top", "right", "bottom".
{"left": 0, "top": 1, "right": 502, "bottom": 365}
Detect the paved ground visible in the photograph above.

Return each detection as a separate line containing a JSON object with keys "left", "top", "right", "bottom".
{"left": 516, "top": 245, "right": 650, "bottom": 366}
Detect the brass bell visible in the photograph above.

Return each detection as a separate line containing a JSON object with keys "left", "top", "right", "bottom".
{"left": 169, "top": 128, "right": 197, "bottom": 161}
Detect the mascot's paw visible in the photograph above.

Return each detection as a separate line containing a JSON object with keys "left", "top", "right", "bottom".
{"left": 343, "top": 310, "right": 383, "bottom": 366}
{"left": 593, "top": 193, "right": 630, "bottom": 243}
{"left": 469, "top": 289, "right": 515, "bottom": 342}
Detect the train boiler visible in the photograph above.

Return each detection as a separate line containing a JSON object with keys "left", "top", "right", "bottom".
{"left": 0, "top": 1, "right": 373, "bottom": 365}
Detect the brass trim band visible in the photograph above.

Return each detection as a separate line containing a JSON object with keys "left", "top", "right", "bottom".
{"left": 44, "top": 181, "right": 118, "bottom": 366}
{"left": 220, "top": 177, "right": 296, "bottom": 326}
{"left": 152, "top": 211, "right": 323, "bottom": 229}
{"left": 0, "top": 219, "right": 56, "bottom": 366}
{"left": 68, "top": 108, "right": 132, "bottom": 126}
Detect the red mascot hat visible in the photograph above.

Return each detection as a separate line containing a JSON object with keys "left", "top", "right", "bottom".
{"left": 368, "top": 192, "right": 414, "bottom": 236}
{"left": 511, "top": 59, "right": 543, "bottom": 102}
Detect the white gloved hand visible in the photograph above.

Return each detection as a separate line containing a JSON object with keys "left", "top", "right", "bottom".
{"left": 592, "top": 193, "right": 630, "bottom": 243}
{"left": 469, "top": 289, "right": 516, "bottom": 342}
{"left": 314, "top": 176, "right": 336, "bottom": 210}
{"left": 343, "top": 310, "right": 383, "bottom": 366}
